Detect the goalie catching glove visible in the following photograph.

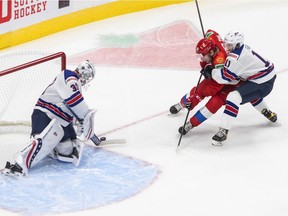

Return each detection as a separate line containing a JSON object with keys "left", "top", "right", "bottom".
{"left": 75, "top": 109, "right": 97, "bottom": 142}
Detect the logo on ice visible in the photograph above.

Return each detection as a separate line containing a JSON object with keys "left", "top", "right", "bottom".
{"left": 0, "top": 0, "right": 47, "bottom": 24}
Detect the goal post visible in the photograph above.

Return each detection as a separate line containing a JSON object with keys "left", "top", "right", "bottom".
{"left": 0, "top": 51, "right": 66, "bottom": 133}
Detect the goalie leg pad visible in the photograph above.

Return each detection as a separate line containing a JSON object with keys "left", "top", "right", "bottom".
{"left": 50, "top": 139, "right": 83, "bottom": 167}
{"left": 14, "top": 119, "right": 64, "bottom": 173}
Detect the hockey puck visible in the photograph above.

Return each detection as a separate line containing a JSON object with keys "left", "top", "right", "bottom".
{"left": 100, "top": 137, "right": 106, "bottom": 141}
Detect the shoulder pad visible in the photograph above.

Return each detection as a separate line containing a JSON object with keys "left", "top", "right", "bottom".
{"left": 227, "top": 53, "right": 239, "bottom": 59}
{"left": 64, "top": 70, "right": 79, "bottom": 84}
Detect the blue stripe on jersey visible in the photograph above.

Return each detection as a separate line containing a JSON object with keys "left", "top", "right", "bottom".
{"left": 180, "top": 94, "right": 188, "bottom": 107}
{"left": 224, "top": 100, "right": 239, "bottom": 118}
{"left": 248, "top": 64, "right": 274, "bottom": 80}
{"left": 36, "top": 99, "right": 73, "bottom": 122}
{"left": 224, "top": 109, "right": 238, "bottom": 118}
{"left": 27, "top": 139, "right": 42, "bottom": 168}
{"left": 64, "top": 69, "right": 79, "bottom": 84}
{"left": 194, "top": 110, "right": 207, "bottom": 123}
{"left": 65, "top": 91, "right": 84, "bottom": 107}
{"left": 221, "top": 45, "right": 245, "bottom": 82}
{"left": 232, "top": 44, "right": 244, "bottom": 56}
{"left": 221, "top": 67, "right": 238, "bottom": 82}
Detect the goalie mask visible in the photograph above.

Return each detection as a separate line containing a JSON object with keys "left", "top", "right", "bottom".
{"left": 76, "top": 60, "right": 96, "bottom": 86}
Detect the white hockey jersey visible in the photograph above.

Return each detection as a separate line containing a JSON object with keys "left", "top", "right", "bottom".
{"left": 212, "top": 44, "right": 276, "bottom": 85}
{"left": 34, "top": 69, "right": 89, "bottom": 127}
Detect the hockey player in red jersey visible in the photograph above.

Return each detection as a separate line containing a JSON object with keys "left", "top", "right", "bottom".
{"left": 2, "top": 60, "right": 96, "bottom": 177}
{"left": 170, "top": 29, "right": 237, "bottom": 135}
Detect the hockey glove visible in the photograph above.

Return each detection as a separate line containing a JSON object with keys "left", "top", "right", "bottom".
{"left": 185, "top": 94, "right": 202, "bottom": 110}
{"left": 74, "top": 119, "right": 84, "bottom": 137}
{"left": 200, "top": 64, "right": 214, "bottom": 79}
{"left": 185, "top": 101, "right": 192, "bottom": 110}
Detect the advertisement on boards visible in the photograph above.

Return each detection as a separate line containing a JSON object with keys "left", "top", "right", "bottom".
{"left": 0, "top": 0, "right": 115, "bottom": 34}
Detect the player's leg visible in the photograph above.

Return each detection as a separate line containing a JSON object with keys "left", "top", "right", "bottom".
{"left": 2, "top": 118, "right": 64, "bottom": 177}
{"left": 49, "top": 122, "right": 84, "bottom": 167}
{"left": 250, "top": 98, "right": 277, "bottom": 122}
{"left": 212, "top": 77, "right": 276, "bottom": 145}
{"left": 170, "top": 79, "right": 214, "bottom": 114}
{"left": 178, "top": 93, "right": 226, "bottom": 135}
{"left": 211, "top": 90, "right": 241, "bottom": 146}
{"left": 170, "top": 86, "right": 196, "bottom": 114}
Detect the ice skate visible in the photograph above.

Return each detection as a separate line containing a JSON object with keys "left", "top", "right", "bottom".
{"left": 178, "top": 122, "right": 193, "bottom": 135}
{"left": 261, "top": 108, "right": 277, "bottom": 123}
{"left": 212, "top": 128, "right": 229, "bottom": 146}
{"left": 1, "top": 162, "right": 25, "bottom": 177}
{"left": 170, "top": 103, "right": 182, "bottom": 114}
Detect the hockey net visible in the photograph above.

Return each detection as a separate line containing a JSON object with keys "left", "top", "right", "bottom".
{"left": 0, "top": 50, "right": 66, "bottom": 134}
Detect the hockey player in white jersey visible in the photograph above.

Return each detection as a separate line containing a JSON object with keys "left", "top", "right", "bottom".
{"left": 206, "top": 31, "right": 277, "bottom": 145}
{"left": 2, "top": 60, "right": 96, "bottom": 177}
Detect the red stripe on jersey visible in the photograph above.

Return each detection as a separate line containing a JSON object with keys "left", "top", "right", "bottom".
{"left": 226, "top": 104, "right": 238, "bottom": 115}
{"left": 37, "top": 101, "right": 71, "bottom": 121}
{"left": 222, "top": 68, "right": 236, "bottom": 80}
{"left": 66, "top": 77, "right": 77, "bottom": 83}
{"left": 66, "top": 93, "right": 83, "bottom": 106}
{"left": 26, "top": 140, "right": 36, "bottom": 168}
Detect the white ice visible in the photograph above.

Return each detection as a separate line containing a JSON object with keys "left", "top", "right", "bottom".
{"left": 1, "top": 1, "right": 288, "bottom": 216}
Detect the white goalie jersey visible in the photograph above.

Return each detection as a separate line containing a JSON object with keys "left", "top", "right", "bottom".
{"left": 212, "top": 44, "right": 276, "bottom": 85}
{"left": 34, "top": 69, "right": 89, "bottom": 127}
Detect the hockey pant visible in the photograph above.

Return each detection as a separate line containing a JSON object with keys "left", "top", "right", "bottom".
{"left": 220, "top": 76, "right": 276, "bottom": 130}
{"left": 188, "top": 84, "right": 237, "bottom": 127}
{"left": 180, "top": 78, "right": 224, "bottom": 108}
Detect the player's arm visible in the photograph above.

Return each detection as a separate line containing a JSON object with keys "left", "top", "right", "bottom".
{"left": 212, "top": 56, "right": 242, "bottom": 85}
{"left": 57, "top": 70, "right": 89, "bottom": 118}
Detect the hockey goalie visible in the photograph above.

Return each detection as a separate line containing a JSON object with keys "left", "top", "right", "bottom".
{"left": 2, "top": 60, "right": 96, "bottom": 177}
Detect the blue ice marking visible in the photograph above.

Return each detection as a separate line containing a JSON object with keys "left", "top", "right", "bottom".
{"left": 0, "top": 146, "right": 160, "bottom": 216}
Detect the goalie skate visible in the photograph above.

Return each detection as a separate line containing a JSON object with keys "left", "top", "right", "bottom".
{"left": 1, "top": 162, "right": 25, "bottom": 177}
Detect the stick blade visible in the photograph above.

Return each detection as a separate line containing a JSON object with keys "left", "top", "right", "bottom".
{"left": 99, "top": 139, "right": 126, "bottom": 145}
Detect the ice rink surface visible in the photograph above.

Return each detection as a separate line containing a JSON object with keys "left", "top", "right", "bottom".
{"left": 1, "top": 0, "right": 288, "bottom": 215}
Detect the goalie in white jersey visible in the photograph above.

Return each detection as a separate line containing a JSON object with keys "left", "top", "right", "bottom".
{"left": 208, "top": 31, "right": 277, "bottom": 145}
{"left": 2, "top": 60, "right": 96, "bottom": 177}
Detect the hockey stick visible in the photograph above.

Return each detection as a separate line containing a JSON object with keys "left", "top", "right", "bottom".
{"left": 177, "top": 0, "right": 205, "bottom": 149}
{"left": 196, "top": 0, "right": 205, "bottom": 37}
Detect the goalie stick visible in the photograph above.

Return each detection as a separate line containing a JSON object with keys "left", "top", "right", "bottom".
{"left": 90, "top": 136, "right": 126, "bottom": 146}
{"left": 63, "top": 101, "right": 126, "bottom": 146}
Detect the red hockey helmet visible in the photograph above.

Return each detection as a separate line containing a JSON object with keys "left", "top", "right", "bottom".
{"left": 196, "top": 38, "right": 216, "bottom": 56}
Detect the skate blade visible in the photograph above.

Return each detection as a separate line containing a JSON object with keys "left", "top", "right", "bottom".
{"left": 212, "top": 140, "right": 223, "bottom": 146}
{"left": 1, "top": 169, "right": 24, "bottom": 177}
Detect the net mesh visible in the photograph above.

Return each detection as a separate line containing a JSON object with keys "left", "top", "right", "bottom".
{"left": 0, "top": 50, "right": 65, "bottom": 134}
